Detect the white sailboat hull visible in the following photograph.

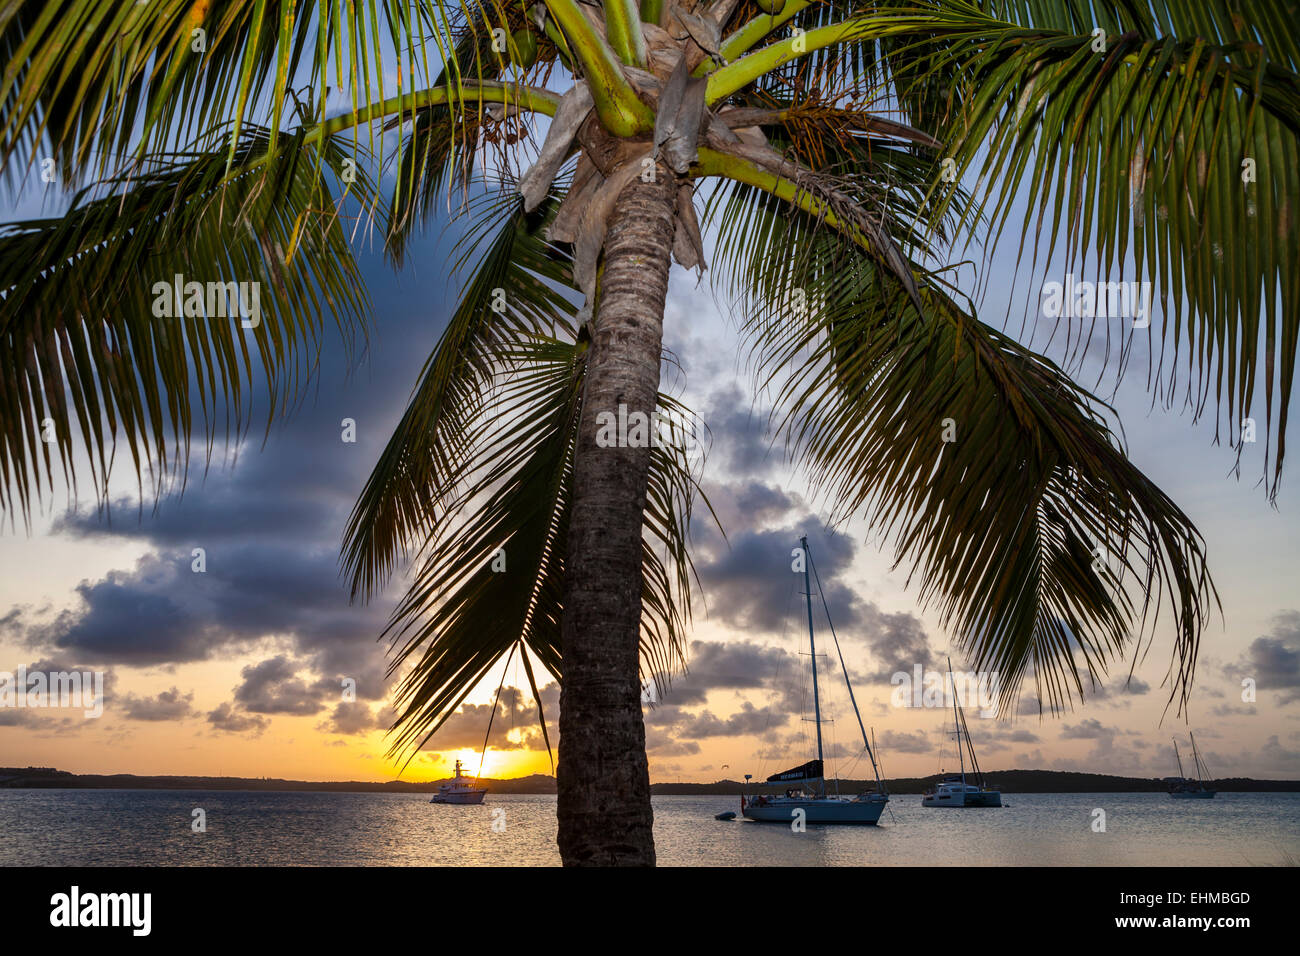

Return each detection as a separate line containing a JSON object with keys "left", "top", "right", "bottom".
{"left": 922, "top": 789, "right": 1002, "bottom": 808}
{"left": 742, "top": 796, "right": 887, "bottom": 824}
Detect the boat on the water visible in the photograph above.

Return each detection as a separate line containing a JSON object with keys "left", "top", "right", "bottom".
{"left": 429, "top": 759, "right": 488, "bottom": 804}
{"left": 1169, "top": 732, "right": 1216, "bottom": 799}
{"left": 921, "top": 657, "right": 1002, "bottom": 808}
{"left": 739, "top": 536, "right": 889, "bottom": 825}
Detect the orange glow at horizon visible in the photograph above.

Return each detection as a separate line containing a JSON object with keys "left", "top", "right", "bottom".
{"left": 401, "top": 747, "right": 553, "bottom": 781}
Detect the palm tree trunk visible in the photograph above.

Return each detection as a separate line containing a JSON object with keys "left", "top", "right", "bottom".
{"left": 557, "top": 160, "right": 677, "bottom": 866}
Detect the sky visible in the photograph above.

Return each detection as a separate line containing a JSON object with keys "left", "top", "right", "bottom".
{"left": 2, "top": 64, "right": 1298, "bottom": 789}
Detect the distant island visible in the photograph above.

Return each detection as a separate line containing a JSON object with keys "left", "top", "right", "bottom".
{"left": 3, "top": 766, "right": 1298, "bottom": 794}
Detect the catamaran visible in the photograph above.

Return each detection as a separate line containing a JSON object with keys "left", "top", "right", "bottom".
{"left": 1169, "top": 732, "right": 1216, "bottom": 799}
{"left": 921, "top": 657, "right": 1002, "bottom": 807}
{"left": 739, "top": 537, "right": 889, "bottom": 824}
{"left": 429, "top": 759, "right": 488, "bottom": 805}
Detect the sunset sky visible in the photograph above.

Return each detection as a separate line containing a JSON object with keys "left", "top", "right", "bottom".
{"left": 2, "top": 111, "right": 1297, "bottom": 787}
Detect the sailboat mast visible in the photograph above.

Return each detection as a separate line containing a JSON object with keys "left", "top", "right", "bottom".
{"left": 1190, "top": 731, "right": 1206, "bottom": 783}
{"left": 808, "top": 547, "right": 885, "bottom": 791}
{"left": 1173, "top": 738, "right": 1186, "bottom": 778}
{"left": 949, "top": 657, "right": 965, "bottom": 787}
{"left": 801, "top": 536, "right": 825, "bottom": 789}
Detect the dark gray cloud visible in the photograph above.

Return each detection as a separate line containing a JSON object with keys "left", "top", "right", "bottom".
{"left": 1059, "top": 718, "right": 1118, "bottom": 741}
{"left": 675, "top": 702, "right": 785, "bottom": 738}
{"left": 316, "top": 701, "right": 386, "bottom": 736}
{"left": 663, "top": 639, "right": 793, "bottom": 706}
{"left": 701, "top": 383, "right": 782, "bottom": 477}
{"left": 971, "top": 725, "right": 1040, "bottom": 753}
{"left": 692, "top": 522, "right": 864, "bottom": 633}
{"left": 3, "top": 233, "right": 461, "bottom": 695}
{"left": 121, "top": 686, "right": 195, "bottom": 721}
{"left": 14, "top": 555, "right": 225, "bottom": 665}
{"left": 875, "top": 729, "right": 932, "bottom": 754}
{"left": 645, "top": 728, "right": 702, "bottom": 757}
{"left": 234, "top": 656, "right": 328, "bottom": 716}
{"left": 206, "top": 701, "right": 269, "bottom": 735}
{"left": 0, "top": 656, "right": 117, "bottom": 732}
{"left": 854, "top": 606, "right": 937, "bottom": 682}
{"left": 1115, "top": 676, "right": 1151, "bottom": 695}
{"left": 1260, "top": 734, "right": 1300, "bottom": 769}
{"left": 1210, "top": 702, "right": 1257, "bottom": 717}
{"left": 1226, "top": 611, "right": 1300, "bottom": 705}
{"left": 685, "top": 511, "right": 937, "bottom": 689}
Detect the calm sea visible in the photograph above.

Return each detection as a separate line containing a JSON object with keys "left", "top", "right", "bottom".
{"left": 1, "top": 790, "right": 1296, "bottom": 866}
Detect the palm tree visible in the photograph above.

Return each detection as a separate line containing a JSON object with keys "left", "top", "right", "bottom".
{"left": 2, "top": 1, "right": 1296, "bottom": 865}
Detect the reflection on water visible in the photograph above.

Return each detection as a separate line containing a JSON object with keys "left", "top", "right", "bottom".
{"left": 0, "top": 790, "right": 1295, "bottom": 866}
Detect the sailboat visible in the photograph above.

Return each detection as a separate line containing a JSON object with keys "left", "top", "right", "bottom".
{"left": 429, "top": 759, "right": 488, "bottom": 805}
{"left": 921, "top": 657, "right": 1002, "bottom": 807}
{"left": 1168, "top": 732, "right": 1216, "bottom": 799}
{"left": 740, "top": 537, "right": 890, "bottom": 824}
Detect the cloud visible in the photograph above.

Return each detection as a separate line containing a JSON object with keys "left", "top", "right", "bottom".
{"left": 206, "top": 702, "right": 269, "bottom": 736}
{"left": 121, "top": 687, "right": 196, "bottom": 721}
{"left": 12, "top": 555, "right": 229, "bottom": 665}
{"left": 675, "top": 702, "right": 786, "bottom": 738}
{"left": 685, "top": 514, "right": 937, "bottom": 687}
{"left": 1209, "top": 702, "right": 1257, "bottom": 718}
{"left": 853, "top": 606, "right": 938, "bottom": 683}
{"left": 692, "top": 523, "right": 864, "bottom": 633}
{"left": 1112, "top": 676, "right": 1151, "bottom": 696}
{"left": 1225, "top": 611, "right": 1300, "bottom": 705}
{"left": 699, "top": 384, "right": 782, "bottom": 478}
{"left": 4, "top": 258, "right": 455, "bottom": 697}
{"left": 315, "top": 701, "right": 387, "bottom": 735}
{"left": 0, "top": 709, "right": 55, "bottom": 728}
{"left": 233, "top": 656, "right": 329, "bottom": 716}
{"left": 1059, "top": 718, "right": 1118, "bottom": 741}
{"left": 6, "top": 542, "right": 392, "bottom": 700}
{"left": 875, "top": 729, "right": 932, "bottom": 754}
{"left": 645, "top": 727, "right": 702, "bottom": 756}
{"left": 419, "top": 685, "right": 555, "bottom": 752}
{"left": 662, "top": 639, "right": 793, "bottom": 706}
{"left": 1259, "top": 734, "right": 1300, "bottom": 770}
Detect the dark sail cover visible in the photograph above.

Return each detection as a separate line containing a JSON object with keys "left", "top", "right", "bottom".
{"left": 766, "top": 759, "right": 823, "bottom": 783}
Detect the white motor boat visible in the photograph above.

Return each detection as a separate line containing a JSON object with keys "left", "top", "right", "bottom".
{"left": 429, "top": 759, "right": 488, "bottom": 804}
{"left": 739, "top": 536, "right": 890, "bottom": 825}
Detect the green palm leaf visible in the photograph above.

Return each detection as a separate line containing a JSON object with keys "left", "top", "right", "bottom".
{"left": 347, "top": 183, "right": 709, "bottom": 757}
{"left": 0, "top": 124, "right": 372, "bottom": 519}
{"left": 874, "top": 0, "right": 1300, "bottom": 497}
{"left": 712, "top": 181, "right": 1215, "bottom": 714}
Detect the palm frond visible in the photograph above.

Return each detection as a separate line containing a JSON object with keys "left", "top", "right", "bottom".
{"left": 711, "top": 177, "right": 1216, "bottom": 715}
{"left": 343, "top": 188, "right": 577, "bottom": 600}
{"left": 379, "top": 323, "right": 707, "bottom": 761}
{"left": 0, "top": 0, "right": 520, "bottom": 186}
{"left": 0, "top": 124, "right": 373, "bottom": 521}
{"left": 874, "top": 0, "right": 1300, "bottom": 497}
{"left": 345, "top": 184, "right": 709, "bottom": 758}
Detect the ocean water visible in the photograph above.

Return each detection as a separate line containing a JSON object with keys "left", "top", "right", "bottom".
{"left": 0, "top": 789, "right": 1296, "bottom": 866}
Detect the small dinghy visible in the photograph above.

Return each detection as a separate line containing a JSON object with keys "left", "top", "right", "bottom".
{"left": 714, "top": 811, "right": 737, "bottom": 821}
